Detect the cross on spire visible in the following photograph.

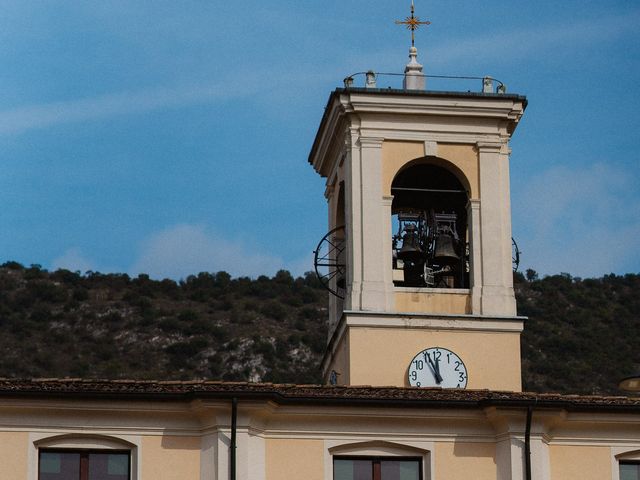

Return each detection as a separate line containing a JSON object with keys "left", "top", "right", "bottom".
{"left": 395, "top": 0, "right": 431, "bottom": 47}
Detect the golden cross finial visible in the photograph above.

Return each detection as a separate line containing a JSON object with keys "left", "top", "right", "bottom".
{"left": 395, "top": 0, "right": 431, "bottom": 47}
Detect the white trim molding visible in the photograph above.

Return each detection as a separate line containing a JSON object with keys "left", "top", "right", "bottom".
{"left": 325, "top": 439, "right": 434, "bottom": 480}
{"left": 29, "top": 432, "right": 141, "bottom": 480}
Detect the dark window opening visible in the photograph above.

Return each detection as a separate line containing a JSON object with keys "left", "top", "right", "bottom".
{"left": 391, "top": 162, "right": 469, "bottom": 288}
{"left": 621, "top": 461, "right": 640, "bottom": 480}
{"left": 334, "top": 456, "right": 422, "bottom": 480}
{"left": 39, "top": 449, "right": 130, "bottom": 480}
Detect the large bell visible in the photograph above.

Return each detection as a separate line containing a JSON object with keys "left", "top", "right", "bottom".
{"left": 434, "top": 234, "right": 459, "bottom": 262}
{"left": 397, "top": 224, "right": 423, "bottom": 263}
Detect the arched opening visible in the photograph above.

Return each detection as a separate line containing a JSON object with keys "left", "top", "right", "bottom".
{"left": 391, "top": 161, "right": 469, "bottom": 288}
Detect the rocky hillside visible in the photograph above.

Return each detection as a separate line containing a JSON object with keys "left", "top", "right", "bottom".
{"left": 0, "top": 263, "right": 327, "bottom": 384}
{"left": 0, "top": 262, "right": 637, "bottom": 395}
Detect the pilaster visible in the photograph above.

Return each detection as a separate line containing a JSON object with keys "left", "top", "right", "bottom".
{"left": 355, "top": 136, "right": 389, "bottom": 311}
{"left": 467, "top": 199, "right": 482, "bottom": 315}
{"left": 381, "top": 195, "right": 396, "bottom": 310}
{"left": 488, "top": 408, "right": 526, "bottom": 480}
{"left": 343, "top": 131, "right": 359, "bottom": 312}
{"left": 215, "top": 430, "right": 230, "bottom": 480}
{"left": 326, "top": 180, "right": 340, "bottom": 335}
{"left": 477, "top": 142, "right": 516, "bottom": 316}
{"left": 487, "top": 408, "right": 558, "bottom": 480}
{"left": 496, "top": 434, "right": 525, "bottom": 480}
{"left": 200, "top": 433, "right": 217, "bottom": 480}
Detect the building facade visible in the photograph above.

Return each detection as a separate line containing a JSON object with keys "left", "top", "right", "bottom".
{"left": 0, "top": 380, "right": 639, "bottom": 480}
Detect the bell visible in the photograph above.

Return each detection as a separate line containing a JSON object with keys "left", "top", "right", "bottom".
{"left": 434, "top": 234, "right": 459, "bottom": 262}
{"left": 397, "top": 225, "right": 423, "bottom": 262}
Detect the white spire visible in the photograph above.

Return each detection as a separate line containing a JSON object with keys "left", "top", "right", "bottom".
{"left": 403, "top": 46, "right": 425, "bottom": 90}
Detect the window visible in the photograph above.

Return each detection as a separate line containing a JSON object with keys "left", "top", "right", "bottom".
{"left": 334, "top": 457, "right": 422, "bottom": 480}
{"left": 39, "top": 449, "right": 130, "bottom": 480}
{"left": 621, "top": 462, "right": 640, "bottom": 480}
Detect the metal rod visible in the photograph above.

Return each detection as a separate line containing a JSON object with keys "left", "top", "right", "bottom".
{"left": 344, "top": 71, "right": 506, "bottom": 88}
{"left": 230, "top": 397, "right": 238, "bottom": 480}
{"left": 525, "top": 406, "right": 532, "bottom": 480}
{"left": 391, "top": 187, "right": 466, "bottom": 193}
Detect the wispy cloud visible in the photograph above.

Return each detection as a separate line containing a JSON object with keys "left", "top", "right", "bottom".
{"left": 0, "top": 63, "right": 344, "bottom": 137}
{"left": 515, "top": 163, "right": 640, "bottom": 278}
{"left": 426, "top": 11, "right": 640, "bottom": 68}
{"left": 0, "top": 83, "right": 250, "bottom": 136}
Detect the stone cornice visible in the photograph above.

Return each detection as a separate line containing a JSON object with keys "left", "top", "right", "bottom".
{"left": 356, "top": 136, "right": 384, "bottom": 148}
{"left": 309, "top": 88, "right": 526, "bottom": 178}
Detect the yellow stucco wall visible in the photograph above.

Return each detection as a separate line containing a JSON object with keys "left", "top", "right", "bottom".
{"left": 265, "top": 438, "right": 324, "bottom": 480}
{"left": 348, "top": 327, "right": 521, "bottom": 390}
{"left": 327, "top": 329, "right": 351, "bottom": 385}
{"left": 381, "top": 141, "right": 478, "bottom": 198}
{"left": 435, "top": 441, "right": 497, "bottom": 480}
{"left": 0, "top": 432, "right": 28, "bottom": 480}
{"left": 382, "top": 141, "right": 424, "bottom": 196}
{"left": 549, "top": 445, "right": 612, "bottom": 480}
{"left": 141, "top": 435, "right": 201, "bottom": 480}
{"left": 437, "top": 144, "right": 479, "bottom": 198}
{"left": 395, "top": 291, "right": 471, "bottom": 315}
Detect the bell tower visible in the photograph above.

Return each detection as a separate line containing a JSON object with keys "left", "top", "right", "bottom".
{"left": 310, "top": 6, "right": 527, "bottom": 391}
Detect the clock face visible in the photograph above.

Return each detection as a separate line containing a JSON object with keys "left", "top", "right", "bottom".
{"left": 408, "top": 347, "right": 468, "bottom": 388}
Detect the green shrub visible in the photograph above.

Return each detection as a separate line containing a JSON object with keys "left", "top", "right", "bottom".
{"left": 165, "top": 338, "right": 208, "bottom": 358}
{"left": 261, "top": 301, "right": 287, "bottom": 321}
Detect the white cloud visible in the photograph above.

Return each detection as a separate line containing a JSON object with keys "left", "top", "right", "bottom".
{"left": 47, "top": 227, "right": 313, "bottom": 280}
{"left": 425, "top": 11, "right": 640, "bottom": 68}
{"left": 515, "top": 163, "right": 640, "bottom": 278}
{"left": 129, "top": 224, "right": 290, "bottom": 280}
{"left": 0, "top": 83, "right": 250, "bottom": 136}
{"left": 0, "top": 63, "right": 344, "bottom": 137}
{"left": 51, "top": 248, "right": 96, "bottom": 273}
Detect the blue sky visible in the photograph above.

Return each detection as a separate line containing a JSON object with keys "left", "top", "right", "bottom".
{"left": 1, "top": 1, "right": 639, "bottom": 280}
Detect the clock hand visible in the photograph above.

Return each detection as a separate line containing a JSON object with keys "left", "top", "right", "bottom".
{"left": 425, "top": 353, "right": 443, "bottom": 384}
{"left": 435, "top": 357, "right": 443, "bottom": 384}
{"left": 424, "top": 353, "right": 437, "bottom": 376}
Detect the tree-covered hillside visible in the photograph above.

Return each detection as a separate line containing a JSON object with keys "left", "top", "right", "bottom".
{"left": 0, "top": 263, "right": 327, "bottom": 384}
{"left": 0, "top": 261, "right": 637, "bottom": 395}
{"left": 516, "top": 270, "right": 640, "bottom": 394}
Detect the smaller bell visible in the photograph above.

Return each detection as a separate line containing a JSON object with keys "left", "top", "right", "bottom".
{"left": 397, "top": 224, "right": 423, "bottom": 262}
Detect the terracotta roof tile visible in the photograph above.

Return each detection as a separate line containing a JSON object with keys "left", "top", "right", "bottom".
{"left": 0, "top": 378, "right": 637, "bottom": 411}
